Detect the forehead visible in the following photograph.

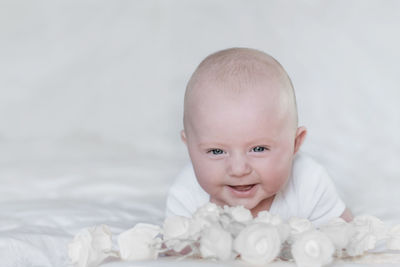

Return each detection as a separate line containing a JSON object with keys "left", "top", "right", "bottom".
{"left": 188, "top": 85, "right": 290, "bottom": 142}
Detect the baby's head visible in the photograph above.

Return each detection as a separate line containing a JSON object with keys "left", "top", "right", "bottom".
{"left": 181, "top": 48, "right": 307, "bottom": 217}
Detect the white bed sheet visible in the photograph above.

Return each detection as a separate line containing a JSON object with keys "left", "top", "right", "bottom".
{"left": 0, "top": 155, "right": 171, "bottom": 267}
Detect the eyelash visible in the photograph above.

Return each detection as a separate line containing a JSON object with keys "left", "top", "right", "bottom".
{"left": 207, "top": 149, "right": 225, "bottom": 155}
{"left": 207, "top": 146, "right": 269, "bottom": 155}
{"left": 252, "top": 146, "right": 268, "bottom": 152}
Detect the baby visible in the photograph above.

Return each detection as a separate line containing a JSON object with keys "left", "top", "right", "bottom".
{"left": 166, "top": 47, "right": 352, "bottom": 227}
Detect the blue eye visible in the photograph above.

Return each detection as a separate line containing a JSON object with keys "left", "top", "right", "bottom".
{"left": 208, "top": 149, "right": 224, "bottom": 155}
{"left": 252, "top": 146, "right": 267, "bottom": 152}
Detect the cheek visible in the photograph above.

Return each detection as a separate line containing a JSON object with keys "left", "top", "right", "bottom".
{"left": 257, "top": 153, "right": 293, "bottom": 191}
{"left": 188, "top": 149, "right": 223, "bottom": 193}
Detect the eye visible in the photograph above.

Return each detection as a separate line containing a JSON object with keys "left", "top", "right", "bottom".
{"left": 207, "top": 149, "right": 225, "bottom": 155}
{"left": 252, "top": 146, "right": 268, "bottom": 152}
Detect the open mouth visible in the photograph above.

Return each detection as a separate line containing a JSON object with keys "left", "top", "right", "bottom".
{"left": 229, "top": 184, "right": 255, "bottom": 192}
{"left": 227, "top": 184, "right": 257, "bottom": 198}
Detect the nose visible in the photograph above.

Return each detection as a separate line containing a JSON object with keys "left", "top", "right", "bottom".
{"left": 226, "top": 153, "right": 252, "bottom": 177}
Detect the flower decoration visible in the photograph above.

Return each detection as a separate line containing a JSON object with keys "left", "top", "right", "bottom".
{"left": 319, "top": 217, "right": 355, "bottom": 256}
{"left": 255, "top": 210, "right": 282, "bottom": 226}
{"left": 68, "top": 203, "right": 400, "bottom": 267}
{"left": 234, "top": 222, "right": 281, "bottom": 265}
{"left": 346, "top": 215, "right": 387, "bottom": 256}
{"left": 117, "top": 223, "right": 161, "bottom": 261}
{"left": 223, "top": 205, "right": 253, "bottom": 223}
{"left": 193, "top": 202, "right": 221, "bottom": 223}
{"left": 291, "top": 230, "right": 335, "bottom": 267}
{"left": 68, "top": 224, "right": 116, "bottom": 267}
{"left": 162, "top": 215, "right": 190, "bottom": 240}
{"left": 386, "top": 224, "right": 400, "bottom": 250}
{"left": 200, "top": 224, "right": 233, "bottom": 260}
{"left": 288, "top": 217, "right": 315, "bottom": 244}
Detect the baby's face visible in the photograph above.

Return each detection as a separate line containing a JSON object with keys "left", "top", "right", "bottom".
{"left": 182, "top": 83, "right": 305, "bottom": 216}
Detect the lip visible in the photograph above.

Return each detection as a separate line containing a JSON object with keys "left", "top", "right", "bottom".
{"left": 226, "top": 183, "right": 258, "bottom": 198}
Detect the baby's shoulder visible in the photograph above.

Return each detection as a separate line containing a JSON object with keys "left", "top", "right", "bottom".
{"left": 290, "top": 152, "right": 329, "bottom": 190}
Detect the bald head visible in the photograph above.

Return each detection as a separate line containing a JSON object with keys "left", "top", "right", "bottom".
{"left": 183, "top": 47, "right": 298, "bottom": 134}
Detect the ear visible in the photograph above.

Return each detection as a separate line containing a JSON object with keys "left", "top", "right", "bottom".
{"left": 180, "top": 129, "right": 187, "bottom": 145}
{"left": 293, "top": 126, "right": 307, "bottom": 154}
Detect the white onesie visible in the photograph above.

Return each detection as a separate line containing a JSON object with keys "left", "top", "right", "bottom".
{"left": 166, "top": 152, "right": 345, "bottom": 227}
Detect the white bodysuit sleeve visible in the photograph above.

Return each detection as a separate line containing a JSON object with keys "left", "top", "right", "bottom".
{"left": 165, "top": 164, "right": 209, "bottom": 218}
{"left": 297, "top": 160, "right": 346, "bottom": 227}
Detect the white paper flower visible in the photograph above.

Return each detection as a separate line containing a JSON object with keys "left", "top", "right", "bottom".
{"left": 289, "top": 217, "right": 314, "bottom": 235}
{"left": 346, "top": 215, "right": 387, "bottom": 256}
{"left": 223, "top": 205, "right": 253, "bottom": 223}
{"left": 200, "top": 224, "right": 233, "bottom": 261}
{"left": 68, "top": 224, "right": 115, "bottom": 267}
{"left": 352, "top": 215, "right": 388, "bottom": 240}
{"left": 193, "top": 202, "right": 221, "bottom": 223}
{"left": 319, "top": 218, "right": 355, "bottom": 253}
{"left": 386, "top": 224, "right": 400, "bottom": 250}
{"left": 346, "top": 230, "right": 377, "bottom": 256}
{"left": 163, "top": 215, "right": 190, "bottom": 240}
{"left": 291, "top": 230, "right": 335, "bottom": 267}
{"left": 288, "top": 217, "right": 315, "bottom": 244}
{"left": 234, "top": 222, "right": 281, "bottom": 264}
{"left": 219, "top": 213, "right": 246, "bottom": 237}
{"left": 255, "top": 211, "right": 289, "bottom": 242}
{"left": 117, "top": 223, "right": 161, "bottom": 261}
{"left": 255, "top": 210, "right": 282, "bottom": 226}
{"left": 276, "top": 223, "right": 291, "bottom": 243}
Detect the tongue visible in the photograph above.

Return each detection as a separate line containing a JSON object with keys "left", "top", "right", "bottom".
{"left": 232, "top": 185, "right": 253, "bottom": 191}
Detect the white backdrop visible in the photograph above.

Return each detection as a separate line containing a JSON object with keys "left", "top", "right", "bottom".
{"left": 1, "top": 0, "right": 400, "bottom": 220}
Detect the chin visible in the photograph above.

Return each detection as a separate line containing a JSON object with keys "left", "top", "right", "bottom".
{"left": 227, "top": 198, "right": 259, "bottom": 210}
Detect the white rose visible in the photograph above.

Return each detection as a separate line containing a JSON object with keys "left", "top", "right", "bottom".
{"left": 319, "top": 218, "right": 355, "bottom": 254}
{"left": 163, "top": 215, "right": 190, "bottom": 240}
{"left": 68, "top": 224, "right": 115, "bottom": 267}
{"left": 193, "top": 202, "right": 222, "bottom": 223}
{"left": 255, "top": 211, "right": 282, "bottom": 226}
{"left": 346, "top": 215, "right": 387, "bottom": 256}
{"left": 117, "top": 223, "right": 161, "bottom": 261}
{"left": 276, "top": 223, "right": 291, "bottom": 243}
{"left": 386, "top": 224, "right": 400, "bottom": 250}
{"left": 255, "top": 211, "right": 289, "bottom": 242}
{"left": 288, "top": 217, "right": 314, "bottom": 243}
{"left": 223, "top": 205, "right": 253, "bottom": 223}
{"left": 234, "top": 222, "right": 281, "bottom": 265}
{"left": 352, "top": 215, "right": 388, "bottom": 240}
{"left": 346, "top": 230, "right": 377, "bottom": 256}
{"left": 291, "top": 230, "right": 335, "bottom": 267}
{"left": 289, "top": 217, "right": 314, "bottom": 235}
{"left": 200, "top": 224, "right": 233, "bottom": 261}
{"left": 219, "top": 213, "right": 246, "bottom": 237}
